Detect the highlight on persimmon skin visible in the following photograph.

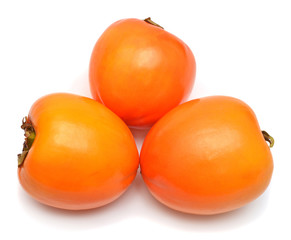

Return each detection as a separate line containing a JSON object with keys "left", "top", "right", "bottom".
{"left": 18, "top": 93, "right": 139, "bottom": 210}
{"left": 89, "top": 18, "right": 196, "bottom": 128}
{"left": 140, "top": 96, "right": 274, "bottom": 215}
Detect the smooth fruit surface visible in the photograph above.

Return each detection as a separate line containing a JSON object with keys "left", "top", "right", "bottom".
{"left": 89, "top": 18, "right": 196, "bottom": 128}
{"left": 18, "top": 93, "right": 139, "bottom": 210}
{"left": 140, "top": 96, "right": 273, "bottom": 215}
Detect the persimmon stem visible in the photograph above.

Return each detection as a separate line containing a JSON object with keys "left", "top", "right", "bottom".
{"left": 262, "top": 130, "right": 274, "bottom": 148}
{"left": 144, "top": 17, "right": 164, "bottom": 29}
{"left": 18, "top": 117, "right": 36, "bottom": 167}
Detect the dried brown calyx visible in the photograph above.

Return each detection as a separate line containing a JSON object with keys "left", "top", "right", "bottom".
{"left": 18, "top": 117, "right": 35, "bottom": 167}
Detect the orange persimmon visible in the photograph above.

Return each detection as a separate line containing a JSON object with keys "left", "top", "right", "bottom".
{"left": 89, "top": 18, "right": 196, "bottom": 128}
{"left": 140, "top": 96, "right": 274, "bottom": 215}
{"left": 18, "top": 93, "right": 139, "bottom": 210}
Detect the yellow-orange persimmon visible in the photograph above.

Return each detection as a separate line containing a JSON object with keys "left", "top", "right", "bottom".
{"left": 140, "top": 96, "right": 274, "bottom": 215}
{"left": 89, "top": 18, "right": 196, "bottom": 128}
{"left": 18, "top": 93, "right": 139, "bottom": 210}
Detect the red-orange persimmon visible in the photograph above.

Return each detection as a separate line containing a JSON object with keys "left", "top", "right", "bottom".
{"left": 89, "top": 18, "right": 196, "bottom": 128}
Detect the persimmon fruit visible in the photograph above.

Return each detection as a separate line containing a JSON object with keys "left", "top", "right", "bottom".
{"left": 140, "top": 96, "right": 274, "bottom": 215}
{"left": 18, "top": 93, "right": 139, "bottom": 210}
{"left": 89, "top": 18, "right": 196, "bottom": 128}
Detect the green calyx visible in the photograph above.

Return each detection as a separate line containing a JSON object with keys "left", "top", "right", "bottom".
{"left": 18, "top": 117, "right": 35, "bottom": 167}
{"left": 262, "top": 130, "right": 274, "bottom": 148}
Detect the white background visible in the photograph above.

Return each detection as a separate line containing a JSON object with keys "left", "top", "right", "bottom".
{"left": 1, "top": 0, "right": 290, "bottom": 239}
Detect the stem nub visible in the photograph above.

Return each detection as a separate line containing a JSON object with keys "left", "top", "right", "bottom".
{"left": 18, "top": 117, "right": 35, "bottom": 167}
{"left": 144, "top": 17, "right": 164, "bottom": 29}
{"left": 262, "top": 130, "right": 274, "bottom": 148}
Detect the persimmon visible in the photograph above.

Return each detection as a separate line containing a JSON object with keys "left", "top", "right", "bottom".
{"left": 140, "top": 96, "right": 274, "bottom": 215}
{"left": 18, "top": 93, "right": 139, "bottom": 210}
{"left": 89, "top": 18, "right": 196, "bottom": 128}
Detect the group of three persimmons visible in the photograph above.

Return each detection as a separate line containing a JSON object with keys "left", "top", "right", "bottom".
{"left": 18, "top": 18, "right": 274, "bottom": 215}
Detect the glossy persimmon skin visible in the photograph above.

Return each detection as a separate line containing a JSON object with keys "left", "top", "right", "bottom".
{"left": 18, "top": 93, "right": 139, "bottom": 210}
{"left": 140, "top": 96, "right": 273, "bottom": 215}
{"left": 89, "top": 18, "right": 196, "bottom": 128}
